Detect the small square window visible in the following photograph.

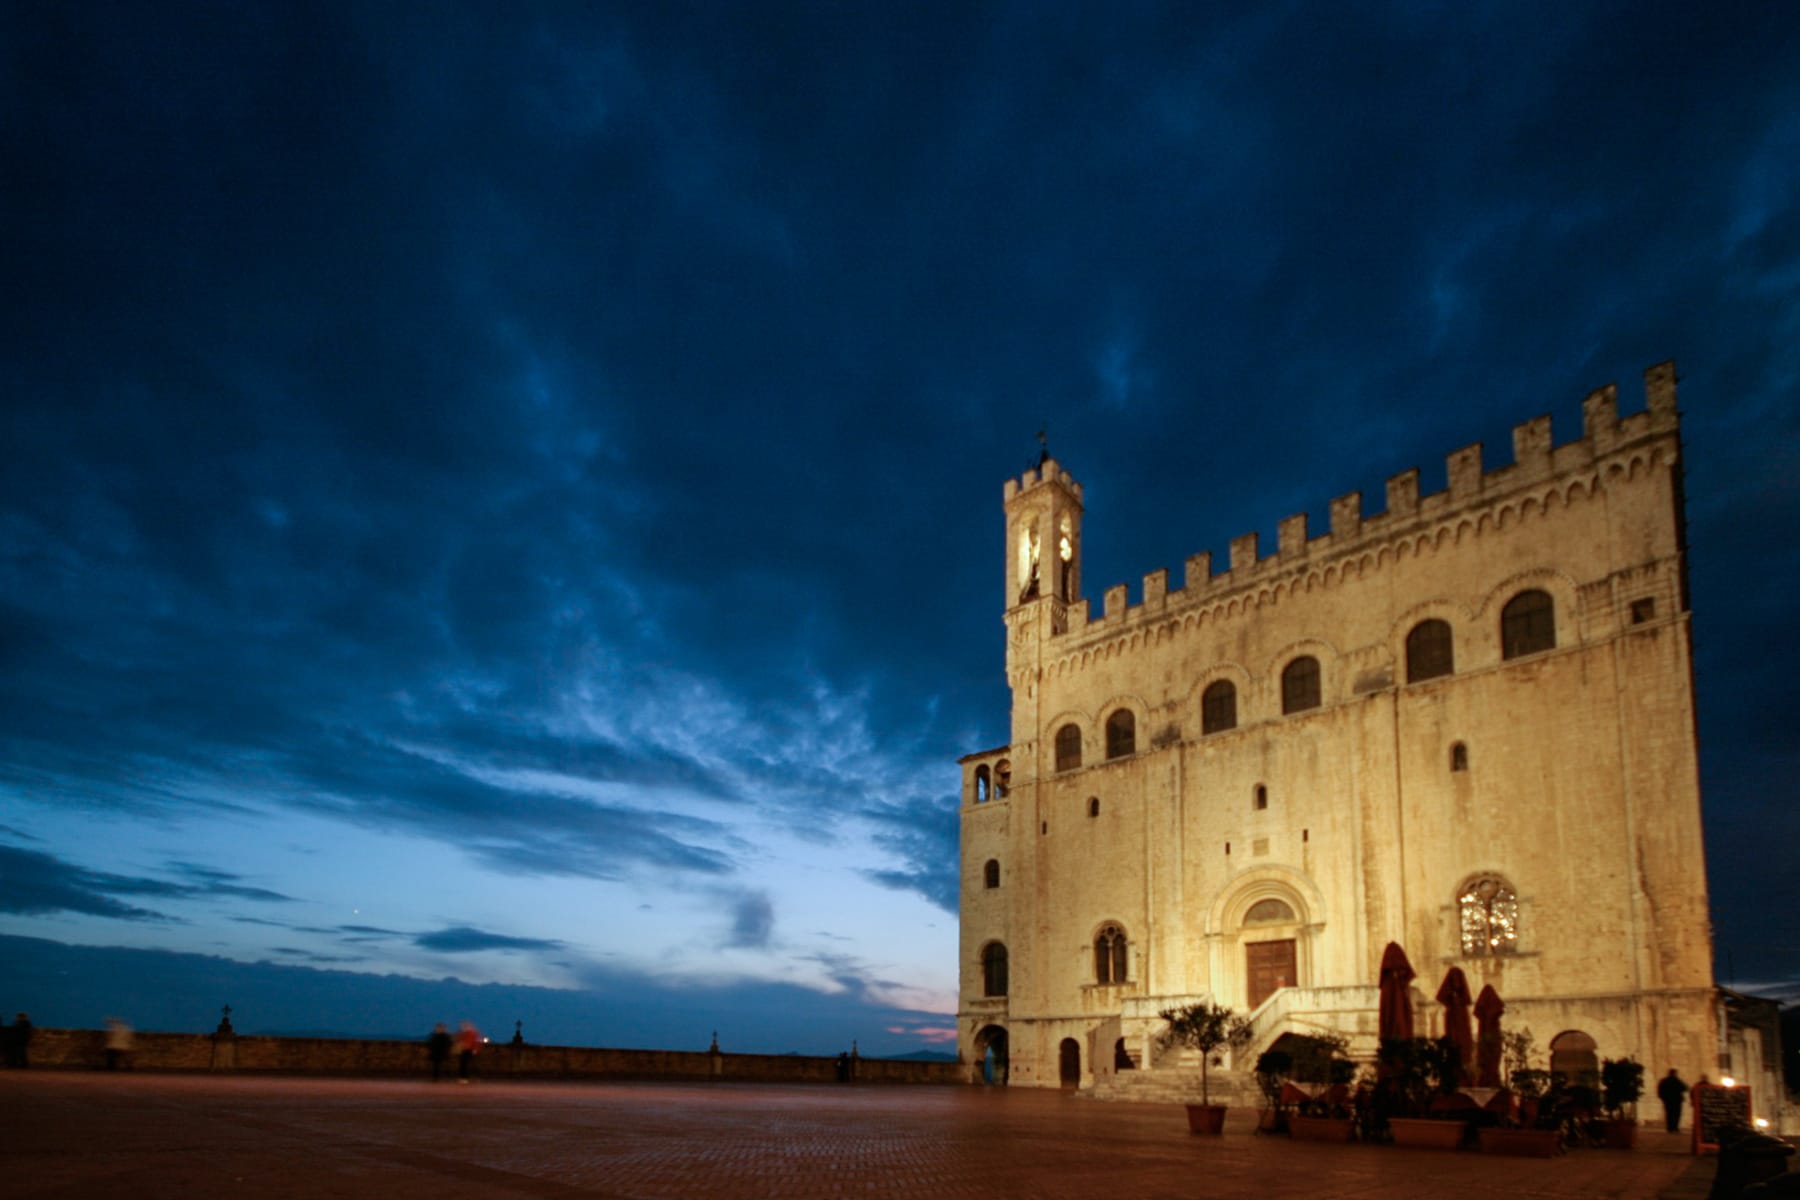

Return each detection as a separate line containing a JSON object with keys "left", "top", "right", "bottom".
{"left": 1630, "top": 597, "right": 1656, "bottom": 624}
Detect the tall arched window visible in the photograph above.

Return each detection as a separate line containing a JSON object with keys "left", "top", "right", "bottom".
{"left": 1105, "top": 709, "right": 1136, "bottom": 759}
{"left": 984, "top": 859, "right": 1000, "bottom": 888}
{"left": 974, "top": 765, "right": 990, "bottom": 803}
{"left": 1501, "top": 590, "right": 1556, "bottom": 659}
{"left": 1094, "top": 923, "right": 1128, "bottom": 984}
{"left": 1055, "top": 724, "right": 1082, "bottom": 772}
{"left": 1281, "top": 656, "right": 1321, "bottom": 714}
{"left": 994, "top": 760, "right": 1011, "bottom": 798}
{"left": 1458, "top": 876, "right": 1519, "bottom": 956}
{"left": 981, "top": 942, "right": 1009, "bottom": 996}
{"left": 1201, "top": 680, "right": 1237, "bottom": 734}
{"left": 1406, "top": 619, "right": 1455, "bottom": 682}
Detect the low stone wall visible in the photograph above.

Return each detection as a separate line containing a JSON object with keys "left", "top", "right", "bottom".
{"left": 18, "top": 1027, "right": 962, "bottom": 1085}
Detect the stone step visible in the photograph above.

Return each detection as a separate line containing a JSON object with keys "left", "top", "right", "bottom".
{"left": 1084, "top": 1067, "right": 1262, "bottom": 1107}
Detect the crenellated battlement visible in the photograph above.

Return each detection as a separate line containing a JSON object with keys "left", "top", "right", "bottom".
{"left": 1003, "top": 458, "right": 1085, "bottom": 505}
{"left": 1048, "top": 361, "right": 1680, "bottom": 648}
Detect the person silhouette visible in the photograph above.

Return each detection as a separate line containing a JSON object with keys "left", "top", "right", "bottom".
{"left": 1655, "top": 1068, "right": 1687, "bottom": 1133}
{"left": 427, "top": 1023, "right": 452, "bottom": 1082}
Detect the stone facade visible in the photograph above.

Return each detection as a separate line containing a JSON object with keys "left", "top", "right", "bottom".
{"left": 958, "top": 362, "right": 1717, "bottom": 1095}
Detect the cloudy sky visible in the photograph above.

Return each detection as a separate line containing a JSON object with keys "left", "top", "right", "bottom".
{"left": 3, "top": 2, "right": 1797, "bottom": 1052}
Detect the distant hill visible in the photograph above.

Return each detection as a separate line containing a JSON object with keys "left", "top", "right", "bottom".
{"left": 880, "top": 1048, "right": 957, "bottom": 1062}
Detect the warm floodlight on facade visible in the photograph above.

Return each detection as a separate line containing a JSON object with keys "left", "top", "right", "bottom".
{"left": 1720, "top": 1076, "right": 1736, "bottom": 1087}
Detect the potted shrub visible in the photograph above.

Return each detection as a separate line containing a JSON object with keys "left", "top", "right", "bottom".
{"left": 1158, "top": 1002, "right": 1251, "bottom": 1135}
{"left": 1254, "top": 1047, "right": 1294, "bottom": 1134}
{"left": 1599, "top": 1058, "right": 1644, "bottom": 1149}
{"left": 1381, "top": 1036, "right": 1471, "bottom": 1149}
{"left": 1478, "top": 1029, "right": 1561, "bottom": 1157}
{"left": 1286, "top": 1034, "right": 1356, "bottom": 1142}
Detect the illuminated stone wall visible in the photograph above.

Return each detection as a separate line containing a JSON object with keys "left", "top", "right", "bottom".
{"left": 959, "top": 361, "right": 1716, "bottom": 1091}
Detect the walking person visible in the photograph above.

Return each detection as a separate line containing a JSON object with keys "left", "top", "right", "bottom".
{"left": 1657, "top": 1068, "right": 1688, "bottom": 1133}
{"left": 7, "top": 1013, "right": 32, "bottom": 1069}
{"left": 104, "top": 1018, "right": 134, "bottom": 1070}
{"left": 426, "top": 1023, "right": 452, "bottom": 1082}
{"left": 456, "top": 1021, "right": 480, "bottom": 1083}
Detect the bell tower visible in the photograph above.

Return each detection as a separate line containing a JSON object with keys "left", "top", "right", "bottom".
{"left": 1002, "top": 455, "right": 1083, "bottom": 670}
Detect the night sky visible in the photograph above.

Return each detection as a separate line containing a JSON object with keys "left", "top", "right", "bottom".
{"left": 4, "top": 3, "right": 1797, "bottom": 1054}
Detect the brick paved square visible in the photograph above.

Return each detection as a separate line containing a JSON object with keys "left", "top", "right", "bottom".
{"left": 0, "top": 1073, "right": 1710, "bottom": 1199}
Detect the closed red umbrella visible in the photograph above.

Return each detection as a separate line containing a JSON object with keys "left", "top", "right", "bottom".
{"left": 1378, "top": 942, "right": 1415, "bottom": 1042}
{"left": 1474, "top": 984, "right": 1505, "bottom": 1087}
{"left": 1436, "top": 967, "right": 1474, "bottom": 1088}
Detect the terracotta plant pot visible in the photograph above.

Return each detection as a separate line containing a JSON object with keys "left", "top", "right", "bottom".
{"left": 1185, "top": 1104, "right": 1228, "bottom": 1135}
{"left": 1388, "top": 1117, "right": 1466, "bottom": 1149}
{"left": 1602, "top": 1119, "right": 1638, "bottom": 1149}
{"left": 1290, "top": 1115, "right": 1355, "bottom": 1142}
{"left": 1478, "top": 1127, "right": 1562, "bottom": 1158}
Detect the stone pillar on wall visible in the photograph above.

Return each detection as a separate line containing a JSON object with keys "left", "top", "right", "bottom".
{"left": 209, "top": 1006, "right": 236, "bottom": 1071}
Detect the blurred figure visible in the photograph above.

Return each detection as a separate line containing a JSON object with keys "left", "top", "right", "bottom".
{"left": 456, "top": 1021, "right": 480, "bottom": 1083}
{"left": 1657, "top": 1067, "right": 1687, "bottom": 1132}
{"left": 5, "top": 1013, "right": 32, "bottom": 1069}
{"left": 104, "top": 1018, "right": 134, "bottom": 1071}
{"left": 426, "top": 1023, "right": 452, "bottom": 1082}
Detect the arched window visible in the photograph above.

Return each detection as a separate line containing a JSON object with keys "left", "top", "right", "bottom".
{"left": 1243, "top": 898, "right": 1296, "bottom": 924}
{"left": 1459, "top": 877, "right": 1519, "bottom": 956}
{"left": 1406, "top": 619, "right": 1455, "bottom": 682}
{"left": 984, "top": 859, "right": 1000, "bottom": 888}
{"left": 1281, "top": 656, "right": 1321, "bottom": 714}
{"left": 1105, "top": 709, "right": 1136, "bottom": 759}
{"left": 1201, "top": 680, "right": 1237, "bottom": 734}
{"left": 1058, "top": 515, "right": 1075, "bottom": 601}
{"left": 1094, "top": 923, "right": 1128, "bottom": 984}
{"left": 981, "top": 942, "right": 1009, "bottom": 996}
{"left": 1451, "top": 742, "right": 1469, "bottom": 772}
{"left": 1501, "top": 590, "right": 1556, "bottom": 659}
{"left": 1253, "top": 784, "right": 1268, "bottom": 811}
{"left": 1087, "top": 797, "right": 1100, "bottom": 818}
{"left": 1054, "top": 724, "right": 1082, "bottom": 772}
{"left": 994, "top": 760, "right": 1011, "bottom": 798}
{"left": 974, "top": 766, "right": 990, "bottom": 803}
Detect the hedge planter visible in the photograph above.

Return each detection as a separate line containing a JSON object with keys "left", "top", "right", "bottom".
{"left": 1479, "top": 1127, "right": 1562, "bottom": 1158}
{"left": 1290, "top": 1115, "right": 1355, "bottom": 1142}
{"left": 1388, "top": 1118, "right": 1466, "bottom": 1150}
{"left": 1185, "top": 1104, "right": 1228, "bottom": 1135}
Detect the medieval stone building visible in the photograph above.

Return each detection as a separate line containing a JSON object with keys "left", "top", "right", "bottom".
{"left": 958, "top": 362, "right": 1717, "bottom": 1095}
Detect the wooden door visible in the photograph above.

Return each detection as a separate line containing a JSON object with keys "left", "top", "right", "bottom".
{"left": 1246, "top": 939, "right": 1296, "bottom": 1009}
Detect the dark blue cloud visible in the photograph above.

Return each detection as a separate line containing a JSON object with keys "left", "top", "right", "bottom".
{"left": 723, "top": 891, "right": 775, "bottom": 950}
{"left": 0, "top": 845, "right": 292, "bottom": 919}
{"left": 413, "top": 926, "right": 566, "bottom": 954}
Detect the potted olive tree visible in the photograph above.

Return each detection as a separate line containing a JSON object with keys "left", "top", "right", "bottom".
{"left": 1600, "top": 1057, "right": 1645, "bottom": 1149}
{"left": 1159, "top": 1001, "right": 1252, "bottom": 1135}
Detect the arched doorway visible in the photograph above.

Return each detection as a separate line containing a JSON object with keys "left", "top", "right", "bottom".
{"left": 1550, "top": 1030, "right": 1598, "bottom": 1087}
{"left": 1114, "top": 1038, "right": 1134, "bottom": 1071}
{"left": 1059, "top": 1038, "right": 1080, "bottom": 1087}
{"left": 974, "top": 1024, "right": 1009, "bottom": 1086}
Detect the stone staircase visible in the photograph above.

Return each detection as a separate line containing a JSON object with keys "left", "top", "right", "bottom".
{"left": 1083, "top": 1063, "right": 1261, "bottom": 1107}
